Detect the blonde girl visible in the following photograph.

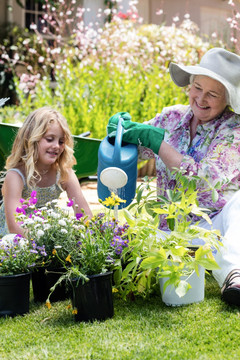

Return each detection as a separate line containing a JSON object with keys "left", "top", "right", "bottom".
{"left": 0, "top": 106, "right": 92, "bottom": 237}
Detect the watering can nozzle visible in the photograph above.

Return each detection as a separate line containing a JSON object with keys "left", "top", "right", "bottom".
{"left": 100, "top": 167, "right": 128, "bottom": 190}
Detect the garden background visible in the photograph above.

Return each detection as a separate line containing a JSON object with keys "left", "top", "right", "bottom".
{"left": 1, "top": 1, "right": 240, "bottom": 359}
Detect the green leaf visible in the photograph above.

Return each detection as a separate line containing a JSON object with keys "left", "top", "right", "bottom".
{"left": 175, "top": 280, "right": 191, "bottom": 298}
{"left": 197, "top": 258, "right": 220, "bottom": 270}
{"left": 141, "top": 249, "right": 167, "bottom": 269}
{"left": 211, "top": 188, "right": 219, "bottom": 203}
{"left": 121, "top": 260, "right": 138, "bottom": 280}
{"left": 136, "top": 188, "right": 144, "bottom": 204}
{"left": 167, "top": 218, "right": 175, "bottom": 231}
{"left": 123, "top": 209, "right": 136, "bottom": 226}
{"left": 166, "top": 189, "right": 174, "bottom": 201}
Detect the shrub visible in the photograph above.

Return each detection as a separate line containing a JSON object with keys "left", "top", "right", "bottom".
{"left": 6, "top": 62, "right": 188, "bottom": 139}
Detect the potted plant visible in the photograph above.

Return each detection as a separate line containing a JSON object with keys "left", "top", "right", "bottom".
{"left": 0, "top": 233, "right": 47, "bottom": 317}
{"left": 15, "top": 191, "right": 86, "bottom": 303}
{"left": 17, "top": 191, "right": 130, "bottom": 321}
{"left": 117, "top": 171, "right": 222, "bottom": 306}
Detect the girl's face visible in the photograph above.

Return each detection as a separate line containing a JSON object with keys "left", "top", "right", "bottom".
{"left": 37, "top": 121, "right": 65, "bottom": 168}
{"left": 189, "top": 75, "right": 228, "bottom": 123}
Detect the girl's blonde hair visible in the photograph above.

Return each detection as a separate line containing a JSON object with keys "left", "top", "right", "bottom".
{"left": 5, "top": 107, "right": 76, "bottom": 187}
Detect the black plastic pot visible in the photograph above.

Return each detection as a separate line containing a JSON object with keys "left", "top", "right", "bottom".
{"left": 0, "top": 273, "right": 31, "bottom": 317}
{"left": 71, "top": 271, "right": 114, "bottom": 322}
{"left": 32, "top": 267, "right": 70, "bottom": 303}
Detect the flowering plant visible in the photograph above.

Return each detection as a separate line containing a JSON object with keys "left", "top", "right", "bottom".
{"left": 0, "top": 233, "right": 47, "bottom": 275}
{"left": 15, "top": 191, "right": 130, "bottom": 303}
{"left": 15, "top": 191, "right": 86, "bottom": 268}
{"left": 49, "top": 193, "right": 130, "bottom": 282}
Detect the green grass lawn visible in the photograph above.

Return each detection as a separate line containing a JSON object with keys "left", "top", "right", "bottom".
{"left": 0, "top": 274, "right": 240, "bottom": 360}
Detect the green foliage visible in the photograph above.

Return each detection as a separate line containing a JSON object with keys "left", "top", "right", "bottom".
{"left": 115, "top": 172, "right": 222, "bottom": 299}
{"left": 7, "top": 63, "right": 188, "bottom": 138}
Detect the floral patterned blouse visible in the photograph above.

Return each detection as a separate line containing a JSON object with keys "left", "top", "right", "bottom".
{"left": 139, "top": 104, "right": 240, "bottom": 229}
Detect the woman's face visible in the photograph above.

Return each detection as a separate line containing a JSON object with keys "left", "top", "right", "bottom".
{"left": 189, "top": 75, "right": 228, "bottom": 123}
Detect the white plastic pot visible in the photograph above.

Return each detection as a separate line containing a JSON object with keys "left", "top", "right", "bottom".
{"left": 159, "top": 266, "right": 205, "bottom": 307}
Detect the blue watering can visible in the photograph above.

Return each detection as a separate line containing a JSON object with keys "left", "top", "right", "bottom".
{"left": 97, "top": 115, "right": 138, "bottom": 209}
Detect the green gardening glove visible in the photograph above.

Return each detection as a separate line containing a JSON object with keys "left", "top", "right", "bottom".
{"left": 107, "top": 112, "right": 165, "bottom": 155}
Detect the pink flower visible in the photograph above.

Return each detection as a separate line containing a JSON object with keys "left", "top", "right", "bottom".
{"left": 67, "top": 199, "right": 74, "bottom": 207}
{"left": 76, "top": 213, "right": 83, "bottom": 220}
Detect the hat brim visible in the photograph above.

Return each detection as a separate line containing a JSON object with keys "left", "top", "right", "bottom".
{"left": 169, "top": 62, "right": 240, "bottom": 114}
{"left": 169, "top": 62, "right": 226, "bottom": 87}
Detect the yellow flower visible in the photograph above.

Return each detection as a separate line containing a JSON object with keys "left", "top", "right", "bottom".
{"left": 72, "top": 308, "right": 78, "bottom": 315}
{"left": 45, "top": 300, "right": 51, "bottom": 309}
{"left": 102, "top": 192, "right": 126, "bottom": 207}
{"left": 102, "top": 196, "right": 116, "bottom": 207}
{"left": 112, "top": 287, "right": 119, "bottom": 293}
{"left": 85, "top": 220, "right": 90, "bottom": 227}
{"left": 65, "top": 254, "right": 71, "bottom": 263}
{"left": 52, "top": 249, "right": 57, "bottom": 255}
{"left": 66, "top": 304, "right": 72, "bottom": 310}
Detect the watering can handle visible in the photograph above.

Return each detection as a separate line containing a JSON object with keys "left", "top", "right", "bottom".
{"left": 113, "top": 116, "right": 124, "bottom": 163}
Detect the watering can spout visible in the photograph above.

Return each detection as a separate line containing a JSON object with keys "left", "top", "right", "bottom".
{"left": 97, "top": 114, "right": 138, "bottom": 208}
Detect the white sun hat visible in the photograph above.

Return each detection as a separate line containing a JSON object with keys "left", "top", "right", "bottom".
{"left": 169, "top": 47, "right": 240, "bottom": 114}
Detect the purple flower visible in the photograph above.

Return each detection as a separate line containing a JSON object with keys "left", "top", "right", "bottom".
{"left": 31, "top": 190, "right": 37, "bottom": 198}
{"left": 16, "top": 207, "right": 26, "bottom": 215}
{"left": 29, "top": 197, "right": 37, "bottom": 205}
{"left": 67, "top": 199, "right": 74, "bottom": 207}
{"left": 30, "top": 249, "right": 38, "bottom": 254}
{"left": 115, "top": 246, "right": 123, "bottom": 255}
{"left": 76, "top": 213, "right": 83, "bottom": 220}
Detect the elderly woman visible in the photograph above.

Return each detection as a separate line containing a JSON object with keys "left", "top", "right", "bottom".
{"left": 107, "top": 47, "right": 240, "bottom": 307}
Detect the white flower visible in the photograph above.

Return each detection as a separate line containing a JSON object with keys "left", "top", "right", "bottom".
{"left": 58, "top": 219, "right": 66, "bottom": 226}
{"left": 37, "top": 229, "right": 45, "bottom": 238}
{"left": 24, "top": 218, "right": 35, "bottom": 225}
{"left": 19, "top": 238, "right": 28, "bottom": 248}
{"left": 39, "top": 207, "right": 48, "bottom": 211}
{"left": 23, "top": 39, "right": 30, "bottom": 45}
{"left": 1, "top": 234, "right": 17, "bottom": 246}
{"left": 38, "top": 56, "right": 45, "bottom": 63}
{"left": 35, "top": 216, "right": 45, "bottom": 223}
{"left": 60, "top": 229, "right": 68, "bottom": 234}
{"left": 1, "top": 234, "right": 28, "bottom": 248}
{"left": 51, "top": 212, "right": 60, "bottom": 219}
